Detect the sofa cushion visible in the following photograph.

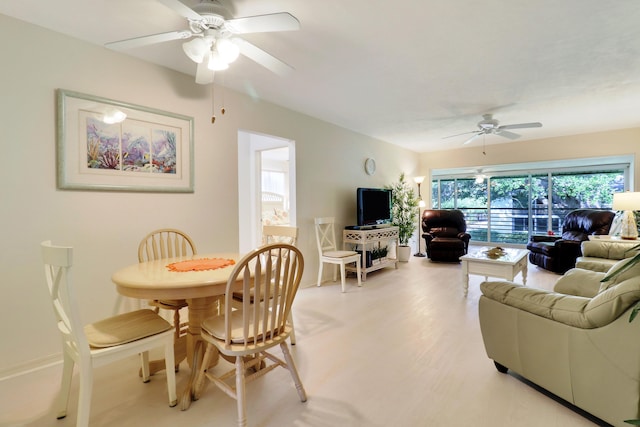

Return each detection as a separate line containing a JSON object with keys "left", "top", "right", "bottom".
{"left": 575, "top": 257, "right": 618, "bottom": 273}
{"left": 581, "top": 240, "right": 639, "bottom": 260}
{"left": 600, "top": 256, "right": 640, "bottom": 291}
{"left": 553, "top": 268, "right": 605, "bottom": 298}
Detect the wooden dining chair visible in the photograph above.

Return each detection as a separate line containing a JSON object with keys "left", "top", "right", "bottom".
{"left": 41, "top": 241, "right": 177, "bottom": 427}
{"left": 138, "top": 229, "right": 196, "bottom": 344}
{"left": 192, "top": 243, "right": 307, "bottom": 427}
{"left": 314, "top": 216, "right": 362, "bottom": 292}
{"left": 232, "top": 225, "right": 300, "bottom": 344}
{"left": 262, "top": 224, "right": 298, "bottom": 246}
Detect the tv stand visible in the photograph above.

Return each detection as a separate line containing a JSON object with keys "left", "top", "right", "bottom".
{"left": 343, "top": 226, "right": 399, "bottom": 281}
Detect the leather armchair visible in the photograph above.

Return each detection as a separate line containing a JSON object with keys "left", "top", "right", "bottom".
{"left": 478, "top": 259, "right": 640, "bottom": 426}
{"left": 526, "top": 209, "right": 615, "bottom": 273}
{"left": 421, "top": 209, "right": 471, "bottom": 262}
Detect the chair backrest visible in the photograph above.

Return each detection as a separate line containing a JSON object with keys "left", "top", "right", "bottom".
{"left": 223, "top": 243, "right": 304, "bottom": 346}
{"left": 314, "top": 217, "right": 338, "bottom": 255}
{"left": 421, "top": 209, "right": 467, "bottom": 235}
{"left": 263, "top": 225, "right": 298, "bottom": 246}
{"left": 138, "top": 228, "right": 197, "bottom": 262}
{"left": 41, "top": 241, "right": 91, "bottom": 359}
{"left": 561, "top": 209, "right": 615, "bottom": 241}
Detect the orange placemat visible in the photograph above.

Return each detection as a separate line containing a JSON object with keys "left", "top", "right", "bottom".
{"left": 166, "top": 258, "right": 235, "bottom": 272}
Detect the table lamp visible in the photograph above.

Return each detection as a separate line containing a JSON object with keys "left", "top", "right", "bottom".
{"left": 612, "top": 191, "right": 640, "bottom": 240}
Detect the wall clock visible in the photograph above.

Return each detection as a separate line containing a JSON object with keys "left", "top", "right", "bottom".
{"left": 364, "top": 158, "right": 376, "bottom": 175}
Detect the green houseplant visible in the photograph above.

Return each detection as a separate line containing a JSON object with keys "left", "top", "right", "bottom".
{"left": 387, "top": 173, "right": 419, "bottom": 262}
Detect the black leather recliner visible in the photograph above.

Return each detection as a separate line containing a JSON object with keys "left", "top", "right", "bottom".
{"left": 526, "top": 209, "right": 615, "bottom": 274}
{"left": 421, "top": 209, "right": 471, "bottom": 262}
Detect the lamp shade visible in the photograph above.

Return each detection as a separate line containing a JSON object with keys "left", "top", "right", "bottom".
{"left": 207, "top": 49, "right": 229, "bottom": 71}
{"left": 612, "top": 192, "right": 640, "bottom": 211}
{"left": 216, "top": 38, "right": 239, "bottom": 63}
{"left": 182, "top": 38, "right": 208, "bottom": 63}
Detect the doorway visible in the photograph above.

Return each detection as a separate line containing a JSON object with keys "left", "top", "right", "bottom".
{"left": 238, "top": 130, "right": 296, "bottom": 254}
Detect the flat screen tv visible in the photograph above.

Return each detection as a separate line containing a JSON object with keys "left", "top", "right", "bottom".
{"left": 357, "top": 187, "right": 393, "bottom": 226}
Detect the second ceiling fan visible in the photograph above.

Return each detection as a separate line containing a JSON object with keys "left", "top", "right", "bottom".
{"left": 106, "top": 0, "right": 300, "bottom": 84}
{"left": 444, "top": 114, "right": 542, "bottom": 145}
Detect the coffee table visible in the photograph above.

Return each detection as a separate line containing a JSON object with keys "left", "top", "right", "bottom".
{"left": 460, "top": 247, "right": 528, "bottom": 296}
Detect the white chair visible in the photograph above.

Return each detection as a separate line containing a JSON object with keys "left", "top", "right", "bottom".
{"left": 193, "top": 243, "right": 307, "bottom": 427}
{"left": 41, "top": 241, "right": 177, "bottom": 427}
{"left": 232, "top": 225, "right": 299, "bottom": 344}
{"left": 314, "top": 217, "right": 362, "bottom": 292}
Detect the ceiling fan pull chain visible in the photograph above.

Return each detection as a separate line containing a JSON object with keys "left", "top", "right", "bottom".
{"left": 211, "top": 83, "right": 216, "bottom": 124}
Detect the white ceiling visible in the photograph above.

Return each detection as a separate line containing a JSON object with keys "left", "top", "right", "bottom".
{"left": 2, "top": 0, "right": 640, "bottom": 152}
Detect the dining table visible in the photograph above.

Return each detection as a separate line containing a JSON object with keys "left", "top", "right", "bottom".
{"left": 111, "top": 252, "right": 241, "bottom": 410}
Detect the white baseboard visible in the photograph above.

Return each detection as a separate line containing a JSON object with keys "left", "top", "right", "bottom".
{"left": 0, "top": 354, "right": 61, "bottom": 382}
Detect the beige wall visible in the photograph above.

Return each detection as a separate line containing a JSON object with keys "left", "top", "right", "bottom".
{"left": 0, "top": 15, "right": 418, "bottom": 376}
{"left": 420, "top": 129, "right": 639, "bottom": 206}
{"left": 3, "top": 12, "right": 638, "bottom": 377}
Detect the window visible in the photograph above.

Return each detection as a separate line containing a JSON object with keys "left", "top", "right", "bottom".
{"left": 431, "top": 158, "right": 629, "bottom": 245}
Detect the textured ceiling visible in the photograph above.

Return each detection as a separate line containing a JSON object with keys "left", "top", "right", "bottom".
{"left": 2, "top": 0, "right": 640, "bottom": 152}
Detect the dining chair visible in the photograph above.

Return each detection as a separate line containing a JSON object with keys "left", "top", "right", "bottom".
{"left": 314, "top": 216, "right": 362, "bottom": 292}
{"left": 192, "top": 243, "right": 307, "bottom": 427}
{"left": 41, "top": 241, "right": 177, "bottom": 427}
{"left": 232, "top": 225, "right": 299, "bottom": 344}
{"left": 262, "top": 224, "right": 298, "bottom": 245}
{"left": 138, "top": 228, "right": 196, "bottom": 344}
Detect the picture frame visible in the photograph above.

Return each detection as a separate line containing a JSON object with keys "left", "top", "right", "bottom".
{"left": 56, "top": 89, "right": 194, "bottom": 193}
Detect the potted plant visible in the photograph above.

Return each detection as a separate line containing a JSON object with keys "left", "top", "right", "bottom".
{"left": 387, "top": 173, "right": 419, "bottom": 262}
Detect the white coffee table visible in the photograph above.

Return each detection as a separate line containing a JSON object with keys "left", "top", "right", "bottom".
{"left": 460, "top": 247, "right": 528, "bottom": 296}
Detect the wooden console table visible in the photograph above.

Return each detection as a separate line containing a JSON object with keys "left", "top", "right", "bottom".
{"left": 343, "top": 226, "right": 399, "bottom": 281}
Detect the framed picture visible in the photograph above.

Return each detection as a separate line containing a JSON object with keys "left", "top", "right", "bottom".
{"left": 56, "top": 89, "right": 194, "bottom": 193}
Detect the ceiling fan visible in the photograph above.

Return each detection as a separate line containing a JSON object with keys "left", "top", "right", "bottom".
{"left": 443, "top": 114, "right": 542, "bottom": 145}
{"left": 105, "top": 0, "right": 300, "bottom": 84}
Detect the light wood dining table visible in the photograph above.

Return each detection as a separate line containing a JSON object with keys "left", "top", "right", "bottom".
{"left": 111, "top": 253, "right": 241, "bottom": 410}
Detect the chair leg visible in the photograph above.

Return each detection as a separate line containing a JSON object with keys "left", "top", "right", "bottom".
{"left": 140, "top": 351, "right": 151, "bottom": 382}
{"left": 173, "top": 309, "right": 182, "bottom": 372}
{"left": 193, "top": 343, "right": 215, "bottom": 401}
{"left": 76, "top": 362, "right": 93, "bottom": 427}
{"left": 356, "top": 258, "right": 362, "bottom": 287}
{"left": 288, "top": 312, "right": 296, "bottom": 345}
{"left": 339, "top": 263, "right": 347, "bottom": 293}
{"left": 56, "top": 352, "right": 74, "bottom": 419}
{"left": 235, "top": 356, "right": 248, "bottom": 427}
{"left": 280, "top": 342, "right": 307, "bottom": 402}
{"left": 316, "top": 262, "right": 324, "bottom": 287}
{"left": 163, "top": 340, "right": 178, "bottom": 407}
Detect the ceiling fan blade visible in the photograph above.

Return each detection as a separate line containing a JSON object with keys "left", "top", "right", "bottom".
{"left": 463, "top": 133, "right": 482, "bottom": 145}
{"left": 496, "top": 130, "right": 520, "bottom": 140}
{"left": 235, "top": 38, "right": 294, "bottom": 76}
{"left": 195, "top": 52, "right": 214, "bottom": 84}
{"left": 105, "top": 31, "right": 192, "bottom": 50}
{"left": 442, "top": 130, "right": 479, "bottom": 139}
{"left": 157, "top": 0, "right": 204, "bottom": 21}
{"left": 225, "top": 13, "right": 300, "bottom": 34}
{"left": 499, "top": 122, "right": 542, "bottom": 130}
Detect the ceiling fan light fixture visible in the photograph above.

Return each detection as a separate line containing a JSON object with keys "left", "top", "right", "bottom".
{"left": 216, "top": 38, "right": 239, "bottom": 63}
{"left": 208, "top": 49, "right": 229, "bottom": 70}
{"left": 182, "top": 37, "right": 208, "bottom": 63}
